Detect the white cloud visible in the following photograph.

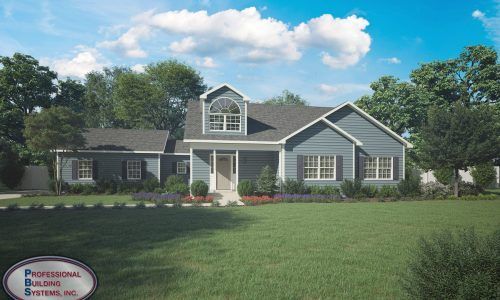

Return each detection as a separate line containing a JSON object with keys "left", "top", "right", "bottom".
{"left": 100, "top": 7, "right": 371, "bottom": 67}
{"left": 472, "top": 7, "right": 500, "bottom": 47}
{"left": 379, "top": 57, "right": 401, "bottom": 64}
{"left": 131, "top": 64, "right": 145, "bottom": 73}
{"left": 196, "top": 56, "right": 217, "bottom": 68}
{"left": 318, "top": 83, "right": 370, "bottom": 96}
{"left": 47, "top": 46, "right": 109, "bottom": 78}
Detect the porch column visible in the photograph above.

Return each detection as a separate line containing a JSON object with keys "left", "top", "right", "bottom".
{"left": 213, "top": 149, "right": 217, "bottom": 190}
{"left": 235, "top": 150, "right": 239, "bottom": 189}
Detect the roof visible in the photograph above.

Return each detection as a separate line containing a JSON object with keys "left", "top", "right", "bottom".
{"left": 165, "top": 139, "right": 190, "bottom": 154}
{"left": 200, "top": 83, "right": 250, "bottom": 101}
{"left": 81, "top": 128, "right": 169, "bottom": 152}
{"left": 184, "top": 101, "right": 333, "bottom": 142}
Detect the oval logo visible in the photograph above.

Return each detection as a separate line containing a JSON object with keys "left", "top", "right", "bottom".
{"left": 2, "top": 256, "right": 97, "bottom": 300}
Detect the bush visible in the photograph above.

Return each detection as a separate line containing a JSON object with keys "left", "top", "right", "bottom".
{"left": 95, "top": 179, "right": 117, "bottom": 194}
{"left": 165, "top": 175, "right": 184, "bottom": 189}
{"left": 132, "top": 192, "right": 181, "bottom": 204}
{"left": 433, "top": 167, "right": 454, "bottom": 185}
{"left": 360, "top": 185, "right": 378, "bottom": 198}
{"left": 6, "top": 203, "right": 19, "bottom": 211}
{"left": 135, "top": 201, "right": 146, "bottom": 209}
{"left": 117, "top": 181, "right": 143, "bottom": 193}
{"left": 143, "top": 178, "right": 159, "bottom": 192}
{"left": 340, "top": 179, "right": 362, "bottom": 198}
{"left": 93, "top": 202, "right": 104, "bottom": 209}
{"left": 402, "top": 228, "right": 500, "bottom": 299}
{"left": 168, "top": 183, "right": 190, "bottom": 195}
{"left": 81, "top": 184, "right": 96, "bottom": 195}
{"left": 237, "top": 179, "right": 255, "bottom": 196}
{"left": 0, "top": 139, "right": 25, "bottom": 189}
{"left": 421, "top": 182, "right": 450, "bottom": 199}
{"left": 49, "top": 179, "right": 69, "bottom": 193}
{"left": 256, "top": 165, "right": 278, "bottom": 196}
{"left": 459, "top": 182, "right": 483, "bottom": 196}
{"left": 471, "top": 162, "right": 496, "bottom": 189}
{"left": 53, "top": 202, "right": 66, "bottom": 210}
{"left": 276, "top": 194, "right": 340, "bottom": 203}
{"left": 378, "top": 185, "right": 399, "bottom": 198}
{"left": 29, "top": 202, "right": 44, "bottom": 210}
{"left": 112, "top": 202, "right": 126, "bottom": 209}
{"left": 68, "top": 183, "right": 86, "bottom": 194}
{"left": 191, "top": 180, "right": 208, "bottom": 197}
{"left": 72, "top": 202, "right": 86, "bottom": 210}
{"left": 398, "top": 175, "right": 421, "bottom": 197}
{"left": 283, "top": 178, "right": 307, "bottom": 194}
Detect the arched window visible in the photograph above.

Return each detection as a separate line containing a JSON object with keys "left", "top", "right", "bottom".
{"left": 209, "top": 98, "right": 241, "bottom": 131}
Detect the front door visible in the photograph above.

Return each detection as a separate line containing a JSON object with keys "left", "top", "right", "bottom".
{"left": 216, "top": 156, "right": 231, "bottom": 190}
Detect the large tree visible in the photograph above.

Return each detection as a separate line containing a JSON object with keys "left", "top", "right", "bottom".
{"left": 24, "top": 106, "right": 85, "bottom": 195}
{"left": 418, "top": 103, "right": 499, "bottom": 197}
{"left": 54, "top": 78, "right": 86, "bottom": 113}
{"left": 0, "top": 53, "right": 57, "bottom": 115}
{"left": 0, "top": 100, "right": 24, "bottom": 144}
{"left": 264, "top": 90, "right": 308, "bottom": 106}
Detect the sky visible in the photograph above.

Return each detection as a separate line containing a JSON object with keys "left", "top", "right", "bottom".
{"left": 0, "top": 0, "right": 498, "bottom": 106}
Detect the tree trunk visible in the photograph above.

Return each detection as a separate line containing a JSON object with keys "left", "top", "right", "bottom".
{"left": 454, "top": 167, "right": 460, "bottom": 197}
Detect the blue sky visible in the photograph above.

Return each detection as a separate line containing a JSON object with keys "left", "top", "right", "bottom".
{"left": 0, "top": 0, "right": 498, "bottom": 106}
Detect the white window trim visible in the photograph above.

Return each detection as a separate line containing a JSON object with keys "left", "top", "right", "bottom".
{"left": 209, "top": 114, "right": 241, "bottom": 132}
{"left": 127, "top": 160, "right": 142, "bottom": 180}
{"left": 177, "top": 161, "right": 187, "bottom": 174}
{"left": 78, "top": 159, "right": 93, "bottom": 180}
{"left": 363, "top": 156, "right": 394, "bottom": 181}
{"left": 303, "top": 155, "right": 336, "bottom": 181}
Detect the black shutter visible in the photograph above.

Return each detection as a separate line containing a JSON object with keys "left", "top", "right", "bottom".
{"left": 141, "top": 160, "right": 147, "bottom": 179}
{"left": 92, "top": 160, "right": 98, "bottom": 180}
{"left": 172, "top": 162, "right": 177, "bottom": 174}
{"left": 72, "top": 160, "right": 78, "bottom": 180}
{"left": 297, "top": 155, "right": 304, "bottom": 180}
{"left": 358, "top": 156, "right": 365, "bottom": 179}
{"left": 122, "top": 161, "right": 127, "bottom": 180}
{"left": 336, "top": 155, "right": 343, "bottom": 181}
{"left": 393, "top": 157, "right": 399, "bottom": 180}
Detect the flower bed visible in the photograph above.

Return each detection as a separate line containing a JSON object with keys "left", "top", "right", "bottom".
{"left": 132, "top": 192, "right": 181, "bottom": 204}
{"left": 241, "top": 196, "right": 280, "bottom": 206}
{"left": 276, "top": 194, "right": 341, "bottom": 203}
{"left": 183, "top": 196, "right": 214, "bottom": 203}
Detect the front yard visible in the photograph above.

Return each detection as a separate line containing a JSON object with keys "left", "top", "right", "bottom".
{"left": 0, "top": 195, "right": 135, "bottom": 206}
{"left": 1, "top": 200, "right": 499, "bottom": 299}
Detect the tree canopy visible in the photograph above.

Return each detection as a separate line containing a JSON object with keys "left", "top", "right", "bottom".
{"left": 263, "top": 90, "right": 308, "bottom": 106}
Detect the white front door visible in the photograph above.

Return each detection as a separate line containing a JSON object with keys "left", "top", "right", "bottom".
{"left": 216, "top": 155, "right": 231, "bottom": 190}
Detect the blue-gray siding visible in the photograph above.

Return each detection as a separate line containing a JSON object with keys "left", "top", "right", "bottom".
{"left": 203, "top": 86, "right": 246, "bottom": 136}
{"left": 160, "top": 154, "right": 190, "bottom": 185}
{"left": 192, "top": 150, "right": 210, "bottom": 185}
{"left": 60, "top": 153, "right": 159, "bottom": 184}
{"left": 284, "top": 121, "right": 353, "bottom": 186}
{"left": 327, "top": 106, "right": 404, "bottom": 185}
{"left": 239, "top": 151, "right": 278, "bottom": 181}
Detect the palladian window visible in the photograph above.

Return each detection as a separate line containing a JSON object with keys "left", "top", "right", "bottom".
{"left": 209, "top": 98, "right": 241, "bottom": 131}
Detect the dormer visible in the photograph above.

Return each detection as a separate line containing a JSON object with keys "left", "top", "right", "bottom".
{"left": 200, "top": 83, "right": 249, "bottom": 135}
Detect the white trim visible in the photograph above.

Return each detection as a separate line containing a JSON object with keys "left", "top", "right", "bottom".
{"left": 177, "top": 161, "right": 187, "bottom": 174}
{"left": 352, "top": 144, "right": 356, "bottom": 179}
{"left": 208, "top": 97, "right": 242, "bottom": 133}
{"left": 127, "top": 160, "right": 142, "bottom": 180}
{"left": 56, "top": 150, "right": 164, "bottom": 154}
{"left": 363, "top": 156, "right": 394, "bottom": 181}
{"left": 184, "top": 139, "right": 281, "bottom": 145}
{"left": 78, "top": 159, "right": 93, "bottom": 180}
{"left": 244, "top": 101, "right": 248, "bottom": 135}
{"left": 303, "top": 155, "right": 336, "bottom": 181}
{"left": 235, "top": 150, "right": 239, "bottom": 188}
{"left": 189, "top": 142, "right": 281, "bottom": 152}
{"left": 162, "top": 153, "right": 190, "bottom": 156}
{"left": 200, "top": 83, "right": 251, "bottom": 101}
{"left": 158, "top": 154, "right": 161, "bottom": 183}
{"left": 321, "top": 118, "right": 363, "bottom": 146}
{"left": 162, "top": 131, "right": 170, "bottom": 153}
{"left": 402, "top": 146, "right": 405, "bottom": 180}
{"left": 213, "top": 150, "right": 217, "bottom": 191}
{"left": 202, "top": 101, "right": 205, "bottom": 134}
{"left": 56, "top": 152, "right": 60, "bottom": 180}
{"left": 281, "top": 145, "right": 285, "bottom": 182}
{"left": 189, "top": 148, "right": 193, "bottom": 185}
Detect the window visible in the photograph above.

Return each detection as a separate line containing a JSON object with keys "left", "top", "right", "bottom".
{"left": 78, "top": 160, "right": 93, "bottom": 179}
{"left": 304, "top": 155, "right": 335, "bottom": 180}
{"left": 127, "top": 160, "right": 141, "bottom": 180}
{"left": 177, "top": 161, "right": 187, "bottom": 174}
{"left": 364, "top": 157, "right": 392, "bottom": 180}
{"left": 209, "top": 97, "right": 241, "bottom": 131}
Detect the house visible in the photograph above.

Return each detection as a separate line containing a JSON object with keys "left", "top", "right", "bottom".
{"left": 58, "top": 83, "right": 413, "bottom": 192}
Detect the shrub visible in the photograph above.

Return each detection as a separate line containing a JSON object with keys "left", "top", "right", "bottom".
{"left": 242, "top": 195, "right": 278, "bottom": 206}
{"left": 191, "top": 180, "right": 208, "bottom": 197}
{"left": 153, "top": 187, "right": 165, "bottom": 194}
{"left": 458, "top": 182, "right": 483, "bottom": 196}
{"left": 68, "top": 183, "right": 86, "bottom": 194}
{"left": 378, "top": 185, "right": 399, "bottom": 198}
{"left": 256, "top": 165, "right": 278, "bottom": 196}
{"left": 226, "top": 200, "right": 240, "bottom": 207}
{"left": 93, "top": 202, "right": 104, "bottom": 209}
{"left": 433, "top": 167, "right": 454, "bottom": 185}
{"left": 168, "top": 183, "right": 190, "bottom": 195}
{"left": 0, "top": 140, "right": 25, "bottom": 189}
{"left": 81, "top": 184, "right": 96, "bottom": 195}
{"left": 165, "top": 175, "right": 184, "bottom": 189}
{"left": 49, "top": 179, "right": 69, "bottom": 193}
{"left": 237, "top": 179, "right": 255, "bottom": 196}
{"left": 402, "top": 228, "right": 500, "bottom": 299}
{"left": 183, "top": 195, "right": 214, "bottom": 203}
{"left": 6, "top": 203, "right": 19, "bottom": 211}
{"left": 283, "top": 178, "right": 307, "bottom": 194}
{"left": 320, "top": 185, "right": 340, "bottom": 196}
{"left": 421, "top": 182, "right": 450, "bottom": 199}
{"left": 53, "top": 202, "right": 66, "bottom": 210}
{"left": 360, "top": 185, "right": 378, "bottom": 198}
{"left": 132, "top": 192, "right": 181, "bottom": 204}
{"left": 471, "top": 162, "right": 496, "bottom": 189}
{"left": 135, "top": 201, "right": 146, "bottom": 209}
{"left": 398, "top": 175, "right": 421, "bottom": 197}
{"left": 340, "top": 179, "right": 362, "bottom": 198}
{"left": 143, "top": 178, "right": 159, "bottom": 192}
{"left": 117, "top": 181, "right": 143, "bottom": 193}
{"left": 29, "top": 202, "right": 44, "bottom": 210}
{"left": 112, "top": 202, "right": 126, "bottom": 209}
{"left": 96, "top": 179, "right": 117, "bottom": 194}
{"left": 212, "top": 200, "right": 221, "bottom": 207}
{"left": 275, "top": 194, "right": 340, "bottom": 203}
{"left": 72, "top": 202, "right": 86, "bottom": 210}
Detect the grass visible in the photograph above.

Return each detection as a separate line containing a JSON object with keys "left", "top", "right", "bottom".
{"left": 485, "top": 188, "right": 500, "bottom": 196}
{"left": 0, "top": 195, "right": 135, "bottom": 206}
{"left": 1, "top": 200, "right": 499, "bottom": 299}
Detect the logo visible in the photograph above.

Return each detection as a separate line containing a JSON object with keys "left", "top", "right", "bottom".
{"left": 2, "top": 256, "right": 97, "bottom": 300}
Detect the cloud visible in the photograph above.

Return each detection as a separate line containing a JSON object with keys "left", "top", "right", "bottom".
{"left": 472, "top": 6, "right": 500, "bottom": 47}
{"left": 196, "top": 57, "right": 217, "bottom": 68}
{"left": 100, "top": 7, "right": 371, "bottom": 67}
{"left": 318, "top": 83, "right": 370, "bottom": 96}
{"left": 379, "top": 57, "right": 401, "bottom": 64}
{"left": 47, "top": 46, "right": 109, "bottom": 78}
{"left": 131, "top": 64, "right": 145, "bottom": 73}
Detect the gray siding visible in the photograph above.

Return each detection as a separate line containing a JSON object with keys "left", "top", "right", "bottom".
{"left": 239, "top": 151, "right": 278, "bottom": 181}
{"left": 327, "top": 106, "right": 404, "bottom": 185}
{"left": 203, "top": 86, "right": 246, "bottom": 136}
{"left": 160, "top": 154, "right": 190, "bottom": 185}
{"left": 192, "top": 150, "right": 210, "bottom": 185}
{"left": 284, "top": 121, "right": 354, "bottom": 186}
{"left": 60, "top": 153, "right": 159, "bottom": 184}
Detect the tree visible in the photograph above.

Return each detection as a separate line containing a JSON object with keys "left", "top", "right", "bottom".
{"left": 0, "top": 53, "right": 57, "bottom": 115}
{"left": 24, "top": 107, "right": 85, "bottom": 195}
{"left": 256, "top": 165, "right": 278, "bottom": 196}
{"left": 263, "top": 90, "right": 308, "bottom": 106}
{"left": 470, "top": 162, "right": 496, "bottom": 189}
{"left": 0, "top": 139, "right": 25, "bottom": 189}
{"left": 433, "top": 167, "right": 454, "bottom": 185}
{"left": 54, "top": 78, "right": 86, "bottom": 113}
{"left": 419, "top": 103, "right": 500, "bottom": 197}
{"left": 0, "top": 100, "right": 24, "bottom": 144}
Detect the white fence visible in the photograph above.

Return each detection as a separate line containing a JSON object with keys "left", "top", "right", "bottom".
{"left": 17, "top": 166, "right": 49, "bottom": 190}
{"left": 420, "top": 166, "right": 500, "bottom": 188}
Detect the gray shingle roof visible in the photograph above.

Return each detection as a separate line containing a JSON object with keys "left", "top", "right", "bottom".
{"left": 82, "top": 128, "right": 169, "bottom": 152}
{"left": 184, "top": 101, "right": 334, "bottom": 141}
{"left": 165, "top": 139, "right": 190, "bottom": 153}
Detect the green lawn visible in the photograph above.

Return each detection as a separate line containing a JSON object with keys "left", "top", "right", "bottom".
{"left": 0, "top": 194, "right": 135, "bottom": 206}
{"left": 1, "top": 201, "right": 499, "bottom": 299}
